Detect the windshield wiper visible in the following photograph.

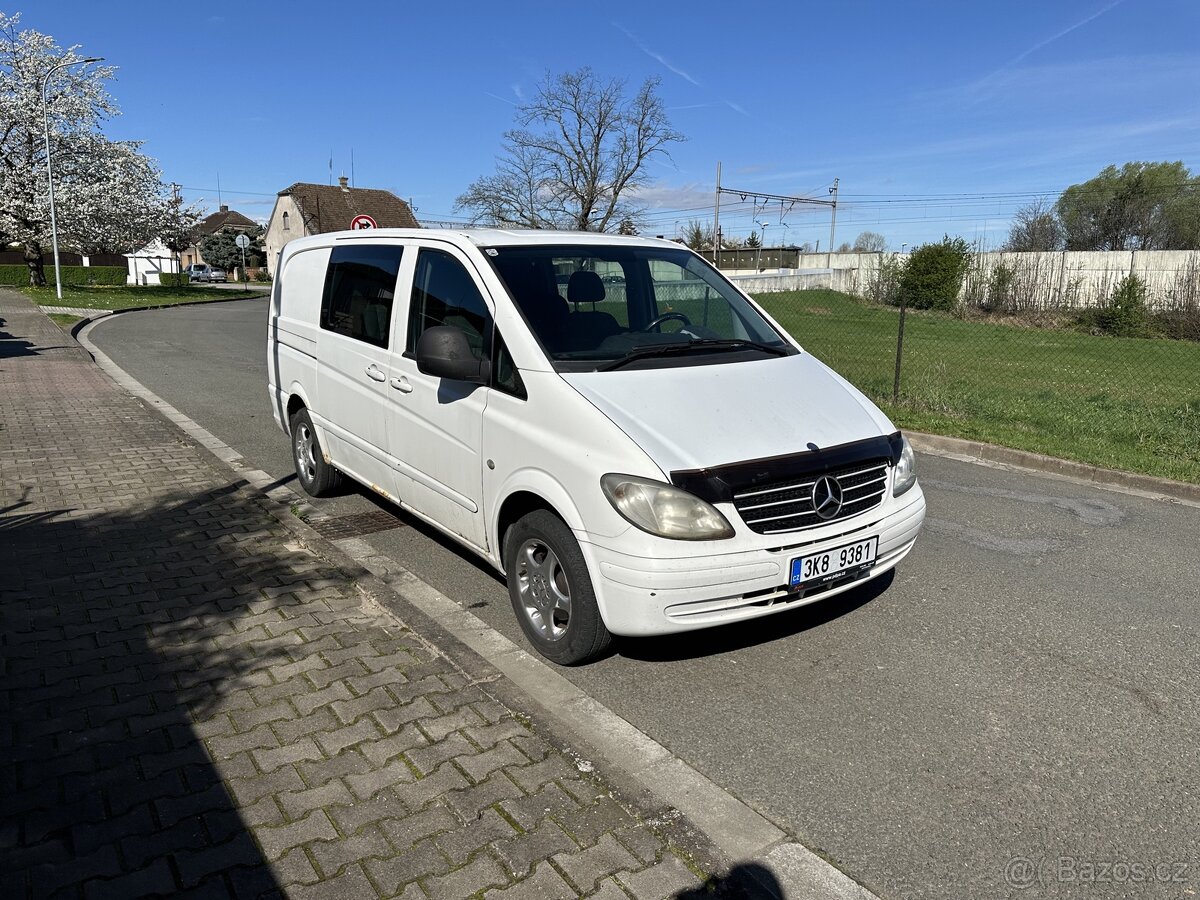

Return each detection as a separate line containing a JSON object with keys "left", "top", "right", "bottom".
{"left": 598, "top": 339, "right": 788, "bottom": 372}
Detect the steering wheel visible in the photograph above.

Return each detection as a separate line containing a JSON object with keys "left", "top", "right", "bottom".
{"left": 643, "top": 312, "right": 692, "bottom": 332}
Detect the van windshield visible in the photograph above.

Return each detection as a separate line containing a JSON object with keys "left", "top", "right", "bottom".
{"left": 484, "top": 244, "right": 796, "bottom": 372}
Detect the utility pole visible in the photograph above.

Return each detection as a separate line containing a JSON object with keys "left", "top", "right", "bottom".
{"left": 713, "top": 161, "right": 722, "bottom": 270}
{"left": 169, "top": 182, "right": 182, "bottom": 274}
{"left": 828, "top": 177, "right": 839, "bottom": 254}
{"left": 714, "top": 175, "right": 836, "bottom": 271}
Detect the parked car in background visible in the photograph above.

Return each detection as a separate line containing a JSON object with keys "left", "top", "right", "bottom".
{"left": 187, "top": 264, "right": 211, "bottom": 283}
{"left": 208, "top": 267, "right": 227, "bottom": 283}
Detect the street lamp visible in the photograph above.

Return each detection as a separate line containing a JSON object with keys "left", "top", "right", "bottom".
{"left": 41, "top": 56, "right": 104, "bottom": 301}
{"left": 757, "top": 221, "right": 769, "bottom": 272}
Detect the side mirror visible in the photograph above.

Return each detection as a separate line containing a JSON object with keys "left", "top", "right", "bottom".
{"left": 415, "top": 325, "right": 490, "bottom": 383}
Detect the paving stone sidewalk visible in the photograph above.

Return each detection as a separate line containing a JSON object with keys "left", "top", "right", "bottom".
{"left": 0, "top": 291, "right": 723, "bottom": 899}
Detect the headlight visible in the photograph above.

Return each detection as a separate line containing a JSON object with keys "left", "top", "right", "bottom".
{"left": 601, "top": 474, "right": 735, "bottom": 540}
{"left": 893, "top": 435, "right": 917, "bottom": 496}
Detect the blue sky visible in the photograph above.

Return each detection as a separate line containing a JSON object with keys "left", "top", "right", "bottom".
{"left": 19, "top": 0, "right": 1200, "bottom": 250}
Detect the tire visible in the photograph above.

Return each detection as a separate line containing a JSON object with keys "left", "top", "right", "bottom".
{"left": 289, "top": 407, "right": 343, "bottom": 497}
{"left": 504, "top": 509, "right": 613, "bottom": 665}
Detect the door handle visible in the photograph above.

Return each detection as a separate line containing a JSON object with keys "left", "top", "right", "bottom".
{"left": 365, "top": 364, "right": 386, "bottom": 382}
{"left": 390, "top": 376, "right": 413, "bottom": 393}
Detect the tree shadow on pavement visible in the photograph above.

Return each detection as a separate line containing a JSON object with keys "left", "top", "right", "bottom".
{"left": 0, "top": 483, "right": 310, "bottom": 898}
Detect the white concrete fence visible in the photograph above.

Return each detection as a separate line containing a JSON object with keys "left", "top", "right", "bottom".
{"left": 726, "top": 250, "right": 1200, "bottom": 311}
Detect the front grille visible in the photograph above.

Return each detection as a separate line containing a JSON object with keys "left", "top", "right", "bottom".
{"left": 733, "top": 458, "right": 889, "bottom": 534}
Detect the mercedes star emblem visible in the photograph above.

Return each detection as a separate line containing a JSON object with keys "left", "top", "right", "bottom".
{"left": 811, "top": 475, "right": 844, "bottom": 520}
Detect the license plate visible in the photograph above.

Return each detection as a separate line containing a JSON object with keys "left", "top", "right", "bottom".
{"left": 790, "top": 537, "right": 878, "bottom": 588}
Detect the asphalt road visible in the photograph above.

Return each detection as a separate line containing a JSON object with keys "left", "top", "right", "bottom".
{"left": 91, "top": 298, "right": 1200, "bottom": 900}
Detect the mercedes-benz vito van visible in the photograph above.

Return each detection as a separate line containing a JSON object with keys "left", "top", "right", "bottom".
{"left": 268, "top": 229, "right": 925, "bottom": 664}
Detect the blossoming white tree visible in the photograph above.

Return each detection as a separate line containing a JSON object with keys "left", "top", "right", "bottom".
{"left": 0, "top": 12, "right": 199, "bottom": 285}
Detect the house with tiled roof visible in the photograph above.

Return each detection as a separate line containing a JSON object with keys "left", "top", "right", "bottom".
{"left": 180, "top": 204, "right": 259, "bottom": 269}
{"left": 263, "top": 178, "right": 420, "bottom": 275}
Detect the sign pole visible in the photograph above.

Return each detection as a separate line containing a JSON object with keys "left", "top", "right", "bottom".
{"left": 235, "top": 232, "right": 251, "bottom": 291}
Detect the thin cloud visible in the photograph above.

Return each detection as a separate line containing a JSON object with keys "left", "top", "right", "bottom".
{"left": 667, "top": 103, "right": 713, "bottom": 111}
{"left": 613, "top": 23, "right": 703, "bottom": 86}
{"left": 964, "top": 1, "right": 1123, "bottom": 98}
{"left": 923, "top": 51, "right": 1196, "bottom": 107}
{"left": 1004, "top": 0, "right": 1122, "bottom": 70}
{"left": 724, "top": 100, "right": 750, "bottom": 118}
{"left": 485, "top": 91, "right": 517, "bottom": 106}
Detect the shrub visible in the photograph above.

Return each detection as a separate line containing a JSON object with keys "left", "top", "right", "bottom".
{"left": 1153, "top": 310, "right": 1200, "bottom": 341}
{"left": 253, "top": 269, "right": 273, "bottom": 283}
{"left": 897, "top": 236, "right": 972, "bottom": 310}
{"left": 867, "top": 253, "right": 903, "bottom": 305}
{"left": 1101, "top": 274, "right": 1148, "bottom": 335}
{"left": 985, "top": 264, "right": 1015, "bottom": 312}
{"left": 157, "top": 272, "right": 191, "bottom": 287}
{"left": 0, "top": 264, "right": 126, "bottom": 286}
{"left": 0, "top": 264, "right": 27, "bottom": 285}
{"left": 1078, "top": 274, "right": 1149, "bottom": 336}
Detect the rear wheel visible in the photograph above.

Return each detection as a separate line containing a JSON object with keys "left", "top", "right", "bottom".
{"left": 504, "top": 510, "right": 612, "bottom": 665}
{"left": 290, "top": 407, "right": 342, "bottom": 497}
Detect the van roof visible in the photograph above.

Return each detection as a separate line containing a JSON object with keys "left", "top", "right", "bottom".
{"left": 307, "top": 227, "right": 684, "bottom": 250}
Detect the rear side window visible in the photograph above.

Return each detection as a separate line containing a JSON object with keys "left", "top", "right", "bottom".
{"left": 320, "top": 244, "right": 404, "bottom": 348}
{"left": 407, "top": 248, "right": 492, "bottom": 360}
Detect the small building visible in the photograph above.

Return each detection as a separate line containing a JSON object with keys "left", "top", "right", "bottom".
{"left": 127, "top": 239, "right": 178, "bottom": 285}
{"left": 263, "top": 177, "right": 420, "bottom": 275}
{"left": 180, "top": 205, "right": 259, "bottom": 269}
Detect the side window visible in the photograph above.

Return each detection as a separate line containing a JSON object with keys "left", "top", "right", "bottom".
{"left": 320, "top": 244, "right": 404, "bottom": 348}
{"left": 407, "top": 248, "right": 493, "bottom": 359}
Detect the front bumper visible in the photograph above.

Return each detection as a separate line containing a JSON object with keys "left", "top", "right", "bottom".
{"left": 581, "top": 484, "right": 926, "bottom": 636}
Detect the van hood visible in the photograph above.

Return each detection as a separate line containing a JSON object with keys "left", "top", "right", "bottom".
{"left": 561, "top": 352, "right": 895, "bottom": 477}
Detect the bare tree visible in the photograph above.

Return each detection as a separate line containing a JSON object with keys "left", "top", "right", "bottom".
{"left": 456, "top": 68, "right": 684, "bottom": 232}
{"left": 1004, "top": 197, "right": 1064, "bottom": 251}
{"left": 852, "top": 231, "right": 887, "bottom": 252}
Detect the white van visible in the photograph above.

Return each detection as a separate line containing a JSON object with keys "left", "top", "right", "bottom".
{"left": 267, "top": 229, "right": 925, "bottom": 664}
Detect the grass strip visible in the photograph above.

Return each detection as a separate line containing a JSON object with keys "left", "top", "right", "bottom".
{"left": 23, "top": 283, "right": 267, "bottom": 311}
{"left": 757, "top": 289, "right": 1200, "bottom": 484}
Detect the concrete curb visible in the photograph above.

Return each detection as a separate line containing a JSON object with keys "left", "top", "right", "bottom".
{"left": 907, "top": 430, "right": 1200, "bottom": 506}
{"left": 77, "top": 312, "right": 882, "bottom": 900}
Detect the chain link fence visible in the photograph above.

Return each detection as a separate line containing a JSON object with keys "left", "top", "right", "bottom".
{"left": 751, "top": 276, "right": 1200, "bottom": 484}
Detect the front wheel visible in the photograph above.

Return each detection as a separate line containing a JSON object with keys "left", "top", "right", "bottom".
{"left": 504, "top": 510, "right": 612, "bottom": 665}
{"left": 290, "top": 408, "right": 343, "bottom": 497}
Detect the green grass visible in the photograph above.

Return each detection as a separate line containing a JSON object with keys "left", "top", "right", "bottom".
{"left": 22, "top": 283, "right": 267, "bottom": 311}
{"left": 47, "top": 313, "right": 84, "bottom": 328}
{"left": 757, "top": 289, "right": 1200, "bottom": 484}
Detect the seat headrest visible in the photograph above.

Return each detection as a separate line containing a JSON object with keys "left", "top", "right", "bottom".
{"left": 567, "top": 271, "right": 605, "bottom": 304}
